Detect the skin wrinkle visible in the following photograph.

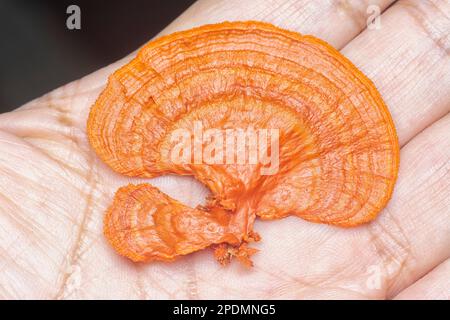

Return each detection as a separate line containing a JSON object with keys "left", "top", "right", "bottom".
{"left": 256, "top": 228, "right": 345, "bottom": 282}
{"left": 410, "top": 162, "right": 449, "bottom": 214}
{"left": 0, "top": 111, "right": 86, "bottom": 156}
{"left": 0, "top": 234, "right": 60, "bottom": 297}
{"left": 367, "top": 208, "right": 412, "bottom": 297}
{"left": 54, "top": 155, "right": 99, "bottom": 299}
{"left": 134, "top": 264, "right": 149, "bottom": 300}
{"left": 185, "top": 257, "right": 200, "bottom": 299}
{"left": 145, "top": 268, "right": 184, "bottom": 299}
{"left": 23, "top": 131, "right": 78, "bottom": 146}
{"left": 254, "top": 264, "right": 301, "bottom": 284}
{"left": 394, "top": 258, "right": 450, "bottom": 299}
{"left": 31, "top": 144, "right": 88, "bottom": 180}
{"left": 197, "top": 276, "right": 245, "bottom": 297}
{"left": 0, "top": 236, "right": 27, "bottom": 275}
{"left": 306, "top": 286, "right": 368, "bottom": 299}
{"left": 242, "top": 227, "right": 374, "bottom": 298}
{"left": 48, "top": 88, "right": 103, "bottom": 106}
{"left": 58, "top": 114, "right": 74, "bottom": 127}
{"left": 405, "top": 144, "right": 450, "bottom": 211}
{"left": 145, "top": 274, "right": 174, "bottom": 298}
{"left": 251, "top": 0, "right": 281, "bottom": 20}
{"left": 376, "top": 220, "right": 413, "bottom": 294}
{"left": 65, "top": 261, "right": 129, "bottom": 298}
{"left": 335, "top": 0, "right": 368, "bottom": 30}
{"left": 397, "top": 121, "right": 447, "bottom": 192}
{"left": 22, "top": 133, "right": 82, "bottom": 160}
{"left": 0, "top": 257, "right": 36, "bottom": 300}
{"left": 1, "top": 99, "right": 99, "bottom": 182}
{"left": 9, "top": 132, "right": 90, "bottom": 195}
{"left": 0, "top": 196, "right": 63, "bottom": 254}
{"left": 398, "top": 0, "right": 450, "bottom": 56}
{"left": 263, "top": 275, "right": 372, "bottom": 299}
{"left": 2, "top": 159, "right": 78, "bottom": 234}
{"left": 47, "top": 102, "right": 70, "bottom": 114}
{"left": 133, "top": 263, "right": 176, "bottom": 299}
{"left": 397, "top": 53, "right": 443, "bottom": 122}
{"left": 319, "top": 261, "right": 368, "bottom": 291}
{"left": 269, "top": 0, "right": 339, "bottom": 31}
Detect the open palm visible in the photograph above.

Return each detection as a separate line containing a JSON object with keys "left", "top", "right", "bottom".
{"left": 0, "top": 0, "right": 448, "bottom": 299}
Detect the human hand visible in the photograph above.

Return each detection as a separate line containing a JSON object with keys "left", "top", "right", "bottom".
{"left": 0, "top": 0, "right": 448, "bottom": 299}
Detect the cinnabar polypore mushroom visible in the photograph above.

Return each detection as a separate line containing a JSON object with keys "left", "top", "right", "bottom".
{"left": 87, "top": 21, "right": 399, "bottom": 266}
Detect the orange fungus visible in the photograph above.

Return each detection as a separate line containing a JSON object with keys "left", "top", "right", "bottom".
{"left": 87, "top": 21, "right": 399, "bottom": 266}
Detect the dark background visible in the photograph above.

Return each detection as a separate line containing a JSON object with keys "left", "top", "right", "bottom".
{"left": 0, "top": 0, "right": 196, "bottom": 112}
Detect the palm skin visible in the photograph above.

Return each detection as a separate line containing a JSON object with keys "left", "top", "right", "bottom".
{"left": 0, "top": 0, "right": 449, "bottom": 299}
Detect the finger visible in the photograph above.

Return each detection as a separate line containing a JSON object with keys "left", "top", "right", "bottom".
{"left": 341, "top": 0, "right": 450, "bottom": 146}
{"left": 363, "top": 113, "right": 450, "bottom": 297}
{"left": 394, "top": 259, "right": 450, "bottom": 300}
